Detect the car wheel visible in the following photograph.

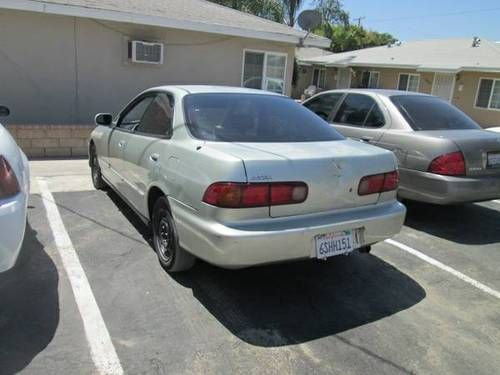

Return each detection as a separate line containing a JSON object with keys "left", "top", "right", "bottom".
{"left": 359, "top": 246, "right": 372, "bottom": 254}
{"left": 90, "top": 145, "right": 107, "bottom": 190}
{"left": 152, "top": 196, "right": 196, "bottom": 272}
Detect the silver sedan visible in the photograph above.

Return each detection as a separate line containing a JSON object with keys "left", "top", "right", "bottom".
{"left": 303, "top": 89, "right": 500, "bottom": 204}
{"left": 0, "top": 106, "right": 30, "bottom": 272}
{"left": 89, "top": 86, "right": 405, "bottom": 272}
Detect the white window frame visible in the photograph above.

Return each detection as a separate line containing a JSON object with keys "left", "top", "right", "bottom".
{"left": 474, "top": 77, "right": 500, "bottom": 111}
{"left": 241, "top": 49, "right": 288, "bottom": 95}
{"left": 311, "top": 67, "right": 327, "bottom": 89}
{"left": 361, "top": 71, "right": 380, "bottom": 89}
{"left": 397, "top": 73, "right": 421, "bottom": 92}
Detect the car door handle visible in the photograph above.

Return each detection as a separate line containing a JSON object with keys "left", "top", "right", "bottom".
{"left": 150, "top": 153, "right": 159, "bottom": 162}
{"left": 361, "top": 136, "right": 373, "bottom": 143}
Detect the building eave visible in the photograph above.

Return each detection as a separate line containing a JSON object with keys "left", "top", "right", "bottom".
{"left": 298, "top": 59, "right": 500, "bottom": 74}
{"left": 0, "top": 0, "right": 331, "bottom": 48}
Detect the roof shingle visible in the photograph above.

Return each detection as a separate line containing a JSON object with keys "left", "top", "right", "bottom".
{"left": 1, "top": 0, "right": 330, "bottom": 47}
{"left": 300, "top": 38, "right": 500, "bottom": 73}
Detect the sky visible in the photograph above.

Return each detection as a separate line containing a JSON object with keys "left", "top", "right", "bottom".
{"left": 302, "top": 0, "right": 500, "bottom": 42}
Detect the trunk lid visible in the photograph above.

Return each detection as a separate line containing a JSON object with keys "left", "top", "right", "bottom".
{"left": 418, "top": 130, "right": 500, "bottom": 176}
{"left": 207, "top": 140, "right": 397, "bottom": 217}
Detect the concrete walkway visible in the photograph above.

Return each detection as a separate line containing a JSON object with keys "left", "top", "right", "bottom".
{"left": 30, "top": 159, "right": 92, "bottom": 194}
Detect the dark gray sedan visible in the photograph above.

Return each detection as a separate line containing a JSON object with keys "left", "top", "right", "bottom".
{"left": 303, "top": 89, "right": 500, "bottom": 204}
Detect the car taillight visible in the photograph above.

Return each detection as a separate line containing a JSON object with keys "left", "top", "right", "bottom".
{"left": 0, "top": 155, "right": 20, "bottom": 199}
{"left": 203, "top": 182, "right": 308, "bottom": 208}
{"left": 358, "top": 171, "right": 399, "bottom": 196}
{"left": 428, "top": 151, "right": 466, "bottom": 176}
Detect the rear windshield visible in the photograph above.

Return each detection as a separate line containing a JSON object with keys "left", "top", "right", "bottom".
{"left": 391, "top": 95, "right": 480, "bottom": 131}
{"left": 183, "top": 93, "right": 344, "bottom": 142}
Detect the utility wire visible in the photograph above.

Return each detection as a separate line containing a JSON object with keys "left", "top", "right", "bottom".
{"left": 368, "top": 7, "right": 500, "bottom": 24}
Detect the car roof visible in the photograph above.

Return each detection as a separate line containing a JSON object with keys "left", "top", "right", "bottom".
{"left": 318, "top": 88, "right": 432, "bottom": 98}
{"left": 146, "top": 85, "right": 283, "bottom": 96}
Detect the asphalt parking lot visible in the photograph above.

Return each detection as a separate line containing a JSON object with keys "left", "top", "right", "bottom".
{"left": 1, "top": 160, "right": 499, "bottom": 375}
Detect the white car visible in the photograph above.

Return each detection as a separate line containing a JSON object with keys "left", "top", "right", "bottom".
{"left": 90, "top": 86, "right": 406, "bottom": 272}
{"left": 487, "top": 127, "right": 500, "bottom": 133}
{"left": 0, "top": 106, "right": 30, "bottom": 272}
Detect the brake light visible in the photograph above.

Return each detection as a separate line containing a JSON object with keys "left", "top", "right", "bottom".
{"left": 0, "top": 156, "right": 20, "bottom": 199}
{"left": 358, "top": 171, "right": 399, "bottom": 196}
{"left": 428, "top": 151, "right": 466, "bottom": 176}
{"left": 203, "top": 182, "right": 308, "bottom": 208}
{"left": 382, "top": 171, "right": 399, "bottom": 192}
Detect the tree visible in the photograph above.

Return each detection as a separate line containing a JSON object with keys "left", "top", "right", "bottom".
{"left": 309, "top": 0, "right": 396, "bottom": 52}
{"left": 209, "top": 0, "right": 283, "bottom": 23}
{"left": 326, "top": 24, "right": 396, "bottom": 52}
{"left": 208, "top": 0, "right": 397, "bottom": 53}
{"left": 281, "top": 0, "right": 304, "bottom": 27}
{"left": 314, "top": 0, "right": 349, "bottom": 26}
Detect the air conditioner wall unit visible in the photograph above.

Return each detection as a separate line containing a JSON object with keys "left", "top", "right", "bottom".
{"left": 128, "top": 40, "right": 164, "bottom": 65}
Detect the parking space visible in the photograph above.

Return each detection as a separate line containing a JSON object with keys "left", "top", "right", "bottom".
{"left": 1, "top": 160, "right": 500, "bottom": 375}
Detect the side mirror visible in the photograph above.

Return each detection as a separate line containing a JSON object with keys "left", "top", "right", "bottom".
{"left": 95, "top": 113, "right": 113, "bottom": 126}
{"left": 0, "top": 106, "right": 10, "bottom": 117}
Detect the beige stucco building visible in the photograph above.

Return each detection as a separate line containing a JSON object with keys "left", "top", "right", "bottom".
{"left": 0, "top": 0, "right": 328, "bottom": 157}
{"left": 296, "top": 39, "right": 500, "bottom": 129}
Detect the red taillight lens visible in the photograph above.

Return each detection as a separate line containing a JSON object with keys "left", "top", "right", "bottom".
{"left": 241, "top": 184, "right": 269, "bottom": 207}
{"left": 203, "top": 182, "right": 308, "bottom": 208}
{"left": 358, "top": 170, "right": 399, "bottom": 196}
{"left": 270, "top": 183, "right": 308, "bottom": 206}
{"left": 428, "top": 151, "right": 466, "bottom": 176}
{"left": 382, "top": 171, "right": 400, "bottom": 192}
{"left": 0, "top": 155, "right": 20, "bottom": 199}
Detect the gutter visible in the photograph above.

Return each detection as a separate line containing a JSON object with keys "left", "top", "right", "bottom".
{"left": 297, "top": 59, "right": 500, "bottom": 74}
{"left": 0, "top": 0, "right": 331, "bottom": 48}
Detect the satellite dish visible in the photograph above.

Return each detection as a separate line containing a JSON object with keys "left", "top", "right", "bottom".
{"left": 298, "top": 10, "right": 322, "bottom": 32}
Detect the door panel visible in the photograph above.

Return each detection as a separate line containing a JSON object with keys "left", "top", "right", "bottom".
{"left": 108, "top": 130, "right": 137, "bottom": 202}
{"left": 111, "top": 95, "right": 156, "bottom": 203}
{"left": 331, "top": 93, "right": 386, "bottom": 144}
{"left": 105, "top": 129, "right": 127, "bottom": 187}
{"left": 124, "top": 93, "right": 175, "bottom": 213}
{"left": 334, "top": 124, "right": 384, "bottom": 144}
{"left": 121, "top": 135, "right": 168, "bottom": 213}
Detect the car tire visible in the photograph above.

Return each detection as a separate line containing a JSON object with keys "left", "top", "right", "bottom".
{"left": 152, "top": 196, "right": 196, "bottom": 273}
{"left": 90, "top": 145, "right": 107, "bottom": 190}
{"left": 359, "top": 246, "right": 372, "bottom": 254}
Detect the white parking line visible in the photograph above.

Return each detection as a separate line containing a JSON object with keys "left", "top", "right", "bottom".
{"left": 385, "top": 239, "right": 500, "bottom": 300}
{"left": 38, "top": 178, "right": 124, "bottom": 375}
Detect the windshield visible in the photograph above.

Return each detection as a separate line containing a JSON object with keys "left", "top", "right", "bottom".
{"left": 391, "top": 95, "right": 480, "bottom": 131}
{"left": 183, "top": 93, "right": 345, "bottom": 142}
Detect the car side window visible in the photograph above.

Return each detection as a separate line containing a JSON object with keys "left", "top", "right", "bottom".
{"left": 304, "top": 93, "right": 343, "bottom": 121}
{"left": 118, "top": 96, "right": 155, "bottom": 131}
{"left": 135, "top": 93, "right": 174, "bottom": 137}
{"left": 334, "top": 94, "right": 385, "bottom": 127}
{"left": 364, "top": 104, "right": 385, "bottom": 128}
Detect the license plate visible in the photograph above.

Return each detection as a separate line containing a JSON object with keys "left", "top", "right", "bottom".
{"left": 487, "top": 152, "right": 500, "bottom": 168}
{"left": 315, "top": 230, "right": 356, "bottom": 259}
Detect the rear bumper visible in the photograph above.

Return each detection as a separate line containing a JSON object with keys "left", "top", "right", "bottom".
{"left": 172, "top": 199, "right": 406, "bottom": 268}
{"left": 399, "top": 168, "right": 500, "bottom": 204}
{"left": 0, "top": 192, "right": 28, "bottom": 272}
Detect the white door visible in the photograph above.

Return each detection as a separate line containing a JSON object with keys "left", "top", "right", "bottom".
{"left": 432, "top": 73, "right": 456, "bottom": 102}
{"left": 336, "top": 68, "right": 351, "bottom": 89}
